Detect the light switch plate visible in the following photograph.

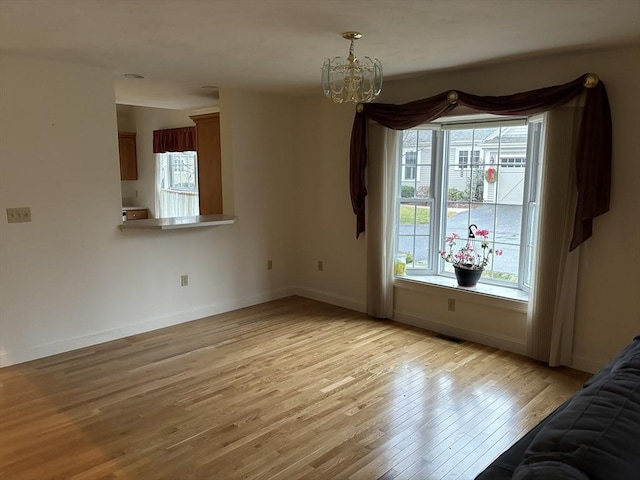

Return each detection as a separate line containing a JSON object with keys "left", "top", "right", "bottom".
{"left": 6, "top": 207, "right": 31, "bottom": 223}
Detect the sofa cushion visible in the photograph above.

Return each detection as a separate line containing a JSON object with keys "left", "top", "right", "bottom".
{"left": 512, "top": 460, "right": 589, "bottom": 480}
{"left": 513, "top": 367, "right": 640, "bottom": 480}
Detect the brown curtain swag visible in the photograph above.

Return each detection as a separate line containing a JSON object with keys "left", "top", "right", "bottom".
{"left": 153, "top": 126, "right": 197, "bottom": 153}
{"left": 350, "top": 73, "right": 611, "bottom": 251}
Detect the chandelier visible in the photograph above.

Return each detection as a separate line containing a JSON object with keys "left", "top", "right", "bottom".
{"left": 321, "top": 32, "right": 383, "bottom": 104}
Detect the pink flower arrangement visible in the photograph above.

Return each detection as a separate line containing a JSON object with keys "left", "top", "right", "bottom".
{"left": 439, "top": 228, "right": 502, "bottom": 270}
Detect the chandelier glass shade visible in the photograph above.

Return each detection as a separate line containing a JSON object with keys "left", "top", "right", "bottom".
{"left": 322, "top": 32, "right": 383, "bottom": 104}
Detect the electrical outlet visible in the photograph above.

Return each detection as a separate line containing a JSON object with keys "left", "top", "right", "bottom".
{"left": 267, "top": 260, "right": 273, "bottom": 270}
{"left": 448, "top": 298, "right": 456, "bottom": 312}
{"left": 318, "top": 260, "right": 324, "bottom": 271}
{"left": 6, "top": 207, "right": 31, "bottom": 223}
{"left": 181, "top": 274, "right": 188, "bottom": 287}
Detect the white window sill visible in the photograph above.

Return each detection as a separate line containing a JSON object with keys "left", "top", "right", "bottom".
{"left": 395, "top": 274, "right": 529, "bottom": 311}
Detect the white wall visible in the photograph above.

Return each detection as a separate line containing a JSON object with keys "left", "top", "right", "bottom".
{"left": 2, "top": 47, "right": 638, "bottom": 372}
{"left": 293, "top": 46, "right": 640, "bottom": 372}
{"left": 0, "top": 54, "right": 296, "bottom": 366}
{"left": 219, "top": 89, "right": 295, "bottom": 296}
{"left": 292, "top": 98, "right": 367, "bottom": 312}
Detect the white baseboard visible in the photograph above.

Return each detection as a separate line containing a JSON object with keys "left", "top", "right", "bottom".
{"left": 394, "top": 310, "right": 601, "bottom": 374}
{"left": 0, "top": 287, "right": 295, "bottom": 368}
{"left": 569, "top": 355, "right": 603, "bottom": 374}
{"left": 292, "top": 291, "right": 525, "bottom": 356}
{"left": 294, "top": 287, "right": 366, "bottom": 313}
{"left": 394, "top": 310, "right": 527, "bottom": 355}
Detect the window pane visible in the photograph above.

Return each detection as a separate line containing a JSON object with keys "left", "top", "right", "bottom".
{"left": 495, "top": 204, "right": 523, "bottom": 246}
{"left": 472, "top": 128, "right": 497, "bottom": 153}
{"left": 469, "top": 204, "right": 496, "bottom": 239}
{"left": 469, "top": 166, "right": 485, "bottom": 203}
{"left": 402, "top": 129, "right": 433, "bottom": 194}
{"left": 446, "top": 165, "right": 470, "bottom": 202}
{"left": 444, "top": 203, "right": 471, "bottom": 238}
{"left": 168, "top": 151, "right": 198, "bottom": 192}
{"left": 418, "top": 130, "right": 434, "bottom": 165}
{"left": 415, "top": 177, "right": 431, "bottom": 198}
{"left": 416, "top": 148, "right": 432, "bottom": 200}
{"left": 398, "top": 236, "right": 414, "bottom": 270}
{"left": 399, "top": 203, "right": 417, "bottom": 227}
{"left": 496, "top": 163, "right": 526, "bottom": 203}
{"left": 463, "top": 205, "right": 520, "bottom": 285}
{"left": 442, "top": 260, "right": 455, "bottom": 275}
{"left": 404, "top": 151, "right": 417, "bottom": 181}
{"left": 399, "top": 204, "right": 430, "bottom": 233}
{"left": 444, "top": 125, "right": 529, "bottom": 286}
{"left": 411, "top": 235, "right": 430, "bottom": 269}
{"left": 397, "top": 129, "right": 436, "bottom": 276}
{"left": 490, "top": 242, "right": 519, "bottom": 282}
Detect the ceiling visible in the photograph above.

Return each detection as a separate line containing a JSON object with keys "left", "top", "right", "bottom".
{"left": 1, "top": 0, "right": 639, "bottom": 110}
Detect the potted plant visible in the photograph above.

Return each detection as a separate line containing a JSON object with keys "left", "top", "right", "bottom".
{"left": 439, "top": 227, "right": 502, "bottom": 287}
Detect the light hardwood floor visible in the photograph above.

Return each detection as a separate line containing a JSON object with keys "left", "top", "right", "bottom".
{"left": 0, "top": 296, "right": 590, "bottom": 480}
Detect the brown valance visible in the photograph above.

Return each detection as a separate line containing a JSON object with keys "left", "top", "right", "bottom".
{"left": 153, "top": 126, "right": 197, "bottom": 153}
{"left": 350, "top": 73, "right": 611, "bottom": 251}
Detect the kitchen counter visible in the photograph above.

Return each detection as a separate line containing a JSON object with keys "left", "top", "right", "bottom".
{"left": 120, "top": 214, "right": 236, "bottom": 231}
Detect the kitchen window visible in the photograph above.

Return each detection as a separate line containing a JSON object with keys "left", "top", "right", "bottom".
{"left": 156, "top": 151, "right": 200, "bottom": 217}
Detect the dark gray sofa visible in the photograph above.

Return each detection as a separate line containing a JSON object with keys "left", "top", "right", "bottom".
{"left": 475, "top": 335, "right": 640, "bottom": 480}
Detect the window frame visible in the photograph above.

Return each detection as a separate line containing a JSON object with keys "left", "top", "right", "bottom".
{"left": 522, "top": 115, "right": 546, "bottom": 288}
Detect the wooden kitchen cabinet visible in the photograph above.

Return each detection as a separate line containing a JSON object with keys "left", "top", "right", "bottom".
{"left": 118, "top": 132, "right": 138, "bottom": 180}
{"left": 189, "top": 113, "right": 222, "bottom": 215}
{"left": 125, "top": 208, "right": 148, "bottom": 220}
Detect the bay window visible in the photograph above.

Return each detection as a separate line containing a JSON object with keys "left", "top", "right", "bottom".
{"left": 396, "top": 115, "right": 545, "bottom": 292}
